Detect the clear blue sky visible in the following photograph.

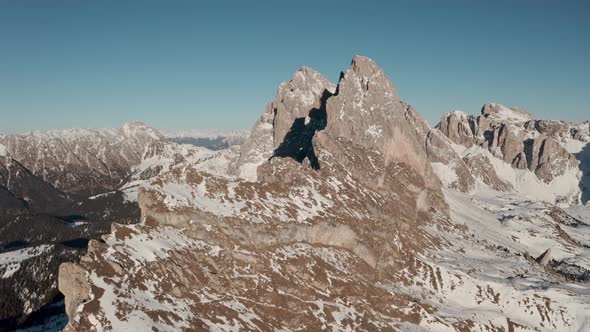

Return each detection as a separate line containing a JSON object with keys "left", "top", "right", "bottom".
{"left": 0, "top": 0, "right": 588, "bottom": 133}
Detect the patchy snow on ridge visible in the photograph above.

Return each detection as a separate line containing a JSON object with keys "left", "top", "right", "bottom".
{"left": 103, "top": 225, "right": 218, "bottom": 263}
{"left": 405, "top": 188, "right": 590, "bottom": 331}
{"left": 460, "top": 145, "right": 581, "bottom": 205}
{"left": 120, "top": 143, "right": 239, "bottom": 202}
{"left": 147, "top": 175, "right": 334, "bottom": 224}
{"left": 0, "top": 245, "right": 53, "bottom": 279}
{"left": 74, "top": 225, "right": 216, "bottom": 331}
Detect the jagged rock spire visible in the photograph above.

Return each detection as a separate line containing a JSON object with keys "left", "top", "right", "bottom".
{"left": 231, "top": 66, "right": 335, "bottom": 180}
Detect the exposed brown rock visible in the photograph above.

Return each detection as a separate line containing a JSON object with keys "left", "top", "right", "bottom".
{"left": 58, "top": 263, "right": 91, "bottom": 323}
{"left": 231, "top": 67, "right": 335, "bottom": 180}
{"left": 438, "top": 111, "right": 477, "bottom": 147}
{"left": 463, "top": 153, "right": 513, "bottom": 191}
{"left": 425, "top": 128, "right": 476, "bottom": 192}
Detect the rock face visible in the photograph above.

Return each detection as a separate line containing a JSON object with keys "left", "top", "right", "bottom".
{"left": 58, "top": 263, "right": 91, "bottom": 321}
{"left": 424, "top": 127, "right": 476, "bottom": 192}
{"left": 461, "top": 152, "right": 513, "bottom": 191}
{"left": 313, "top": 55, "right": 452, "bottom": 209}
{"left": 231, "top": 67, "right": 335, "bottom": 180}
{"left": 232, "top": 58, "right": 474, "bottom": 194}
{"left": 438, "top": 104, "right": 582, "bottom": 183}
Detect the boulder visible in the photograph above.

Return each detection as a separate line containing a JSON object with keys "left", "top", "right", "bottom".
{"left": 535, "top": 248, "right": 552, "bottom": 266}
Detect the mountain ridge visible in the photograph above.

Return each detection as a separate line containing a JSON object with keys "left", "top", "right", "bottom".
{"left": 53, "top": 55, "right": 590, "bottom": 331}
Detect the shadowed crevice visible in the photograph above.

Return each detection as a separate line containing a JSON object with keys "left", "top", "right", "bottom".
{"left": 271, "top": 89, "right": 332, "bottom": 170}
{"left": 523, "top": 138, "right": 535, "bottom": 170}
{"left": 576, "top": 143, "right": 590, "bottom": 204}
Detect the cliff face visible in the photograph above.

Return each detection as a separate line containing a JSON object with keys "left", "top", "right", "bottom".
{"left": 230, "top": 67, "right": 335, "bottom": 180}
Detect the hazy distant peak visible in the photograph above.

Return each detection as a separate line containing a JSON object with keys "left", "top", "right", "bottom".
{"left": 481, "top": 102, "right": 534, "bottom": 123}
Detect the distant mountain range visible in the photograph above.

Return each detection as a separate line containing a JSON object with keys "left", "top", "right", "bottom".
{"left": 164, "top": 129, "right": 249, "bottom": 151}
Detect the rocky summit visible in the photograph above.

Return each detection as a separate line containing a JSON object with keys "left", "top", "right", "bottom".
{"left": 43, "top": 56, "right": 590, "bottom": 331}
{"left": 438, "top": 103, "right": 588, "bottom": 204}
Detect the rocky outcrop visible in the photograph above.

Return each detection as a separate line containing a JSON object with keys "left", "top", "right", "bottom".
{"left": 528, "top": 136, "right": 579, "bottom": 182}
{"left": 424, "top": 127, "right": 476, "bottom": 192}
{"left": 535, "top": 248, "right": 552, "bottom": 266}
{"left": 231, "top": 67, "right": 335, "bottom": 180}
{"left": 437, "top": 111, "right": 478, "bottom": 147}
{"left": 462, "top": 152, "right": 513, "bottom": 191}
{"left": 58, "top": 263, "right": 91, "bottom": 323}
{"left": 481, "top": 103, "right": 534, "bottom": 123}
{"left": 233, "top": 57, "right": 474, "bottom": 195}
{"left": 438, "top": 103, "right": 581, "bottom": 183}
{"left": 315, "top": 56, "right": 446, "bottom": 208}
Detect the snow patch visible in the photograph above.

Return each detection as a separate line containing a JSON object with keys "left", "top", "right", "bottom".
{"left": 366, "top": 124, "right": 383, "bottom": 139}
{"left": 431, "top": 162, "right": 458, "bottom": 187}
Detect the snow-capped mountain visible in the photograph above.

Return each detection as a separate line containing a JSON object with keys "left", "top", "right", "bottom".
{"left": 0, "top": 121, "right": 168, "bottom": 195}
{"left": 438, "top": 104, "right": 589, "bottom": 205}
{"left": 165, "top": 129, "right": 249, "bottom": 151}
{"left": 0, "top": 122, "right": 240, "bottom": 330}
{"left": 56, "top": 56, "right": 590, "bottom": 331}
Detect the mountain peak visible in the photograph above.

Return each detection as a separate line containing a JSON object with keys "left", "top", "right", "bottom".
{"left": 338, "top": 55, "right": 399, "bottom": 100}
{"left": 350, "top": 55, "right": 381, "bottom": 76}
{"left": 481, "top": 102, "right": 534, "bottom": 123}
{"left": 122, "top": 121, "right": 165, "bottom": 141}
{"left": 123, "top": 120, "right": 147, "bottom": 128}
{"left": 284, "top": 66, "right": 336, "bottom": 98}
